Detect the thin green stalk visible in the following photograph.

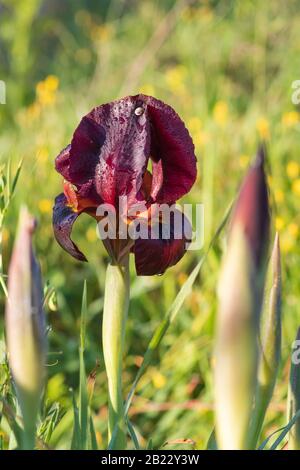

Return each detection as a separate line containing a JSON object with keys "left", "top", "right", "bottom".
{"left": 102, "top": 254, "right": 129, "bottom": 450}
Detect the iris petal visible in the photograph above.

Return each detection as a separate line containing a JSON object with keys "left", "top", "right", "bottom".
{"left": 55, "top": 144, "right": 71, "bottom": 180}
{"left": 133, "top": 209, "right": 192, "bottom": 275}
{"left": 145, "top": 95, "right": 197, "bottom": 203}
{"left": 52, "top": 193, "right": 87, "bottom": 262}
{"left": 61, "top": 97, "right": 150, "bottom": 206}
{"left": 69, "top": 116, "right": 106, "bottom": 184}
{"left": 55, "top": 95, "right": 197, "bottom": 209}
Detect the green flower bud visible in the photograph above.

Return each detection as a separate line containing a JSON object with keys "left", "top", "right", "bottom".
{"left": 5, "top": 207, "right": 46, "bottom": 449}
{"left": 215, "top": 147, "right": 270, "bottom": 450}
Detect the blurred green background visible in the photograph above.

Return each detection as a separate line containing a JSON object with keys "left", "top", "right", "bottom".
{"left": 0, "top": 0, "right": 300, "bottom": 449}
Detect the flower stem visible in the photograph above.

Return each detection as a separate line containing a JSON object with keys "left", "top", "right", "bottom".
{"left": 102, "top": 254, "right": 129, "bottom": 450}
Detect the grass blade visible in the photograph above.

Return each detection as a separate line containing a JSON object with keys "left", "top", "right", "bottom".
{"left": 89, "top": 415, "right": 98, "bottom": 450}
{"left": 70, "top": 391, "right": 80, "bottom": 450}
{"left": 258, "top": 425, "right": 286, "bottom": 450}
{"left": 79, "top": 281, "right": 88, "bottom": 449}
{"left": 0, "top": 399, "right": 23, "bottom": 449}
{"left": 206, "top": 429, "right": 217, "bottom": 450}
{"left": 127, "top": 418, "right": 140, "bottom": 450}
{"left": 269, "top": 410, "right": 300, "bottom": 450}
{"left": 10, "top": 159, "right": 23, "bottom": 201}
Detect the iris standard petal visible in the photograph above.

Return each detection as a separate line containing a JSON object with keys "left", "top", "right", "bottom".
{"left": 69, "top": 116, "right": 106, "bottom": 184}
{"left": 133, "top": 209, "right": 192, "bottom": 276}
{"left": 52, "top": 193, "right": 87, "bottom": 262}
{"left": 64, "top": 97, "right": 150, "bottom": 206}
{"left": 55, "top": 144, "right": 71, "bottom": 180}
{"left": 145, "top": 95, "right": 197, "bottom": 204}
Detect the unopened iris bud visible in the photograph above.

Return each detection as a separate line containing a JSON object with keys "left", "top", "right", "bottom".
{"left": 248, "top": 233, "right": 282, "bottom": 447}
{"left": 215, "top": 146, "right": 270, "bottom": 450}
{"left": 5, "top": 207, "right": 46, "bottom": 449}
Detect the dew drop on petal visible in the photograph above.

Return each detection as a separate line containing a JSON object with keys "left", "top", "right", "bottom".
{"left": 134, "top": 106, "right": 144, "bottom": 116}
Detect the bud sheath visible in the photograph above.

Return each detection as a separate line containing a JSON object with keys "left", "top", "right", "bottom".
{"left": 5, "top": 208, "right": 46, "bottom": 449}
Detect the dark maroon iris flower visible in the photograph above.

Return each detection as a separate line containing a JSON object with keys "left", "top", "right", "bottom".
{"left": 53, "top": 94, "right": 197, "bottom": 275}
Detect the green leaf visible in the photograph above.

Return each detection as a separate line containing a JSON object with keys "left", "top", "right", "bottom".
{"left": 88, "top": 414, "right": 98, "bottom": 450}
{"left": 206, "top": 429, "right": 218, "bottom": 450}
{"left": 79, "top": 281, "right": 88, "bottom": 449}
{"left": 0, "top": 274, "right": 8, "bottom": 297}
{"left": 0, "top": 398, "right": 23, "bottom": 450}
{"left": 147, "top": 438, "right": 154, "bottom": 450}
{"left": 10, "top": 159, "right": 23, "bottom": 200}
{"left": 38, "top": 403, "right": 60, "bottom": 444}
{"left": 258, "top": 410, "right": 300, "bottom": 450}
{"left": 127, "top": 418, "right": 140, "bottom": 450}
{"left": 269, "top": 410, "right": 300, "bottom": 450}
{"left": 70, "top": 391, "right": 80, "bottom": 450}
{"left": 257, "top": 425, "right": 286, "bottom": 450}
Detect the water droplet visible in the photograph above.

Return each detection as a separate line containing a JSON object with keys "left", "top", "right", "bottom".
{"left": 134, "top": 106, "right": 144, "bottom": 116}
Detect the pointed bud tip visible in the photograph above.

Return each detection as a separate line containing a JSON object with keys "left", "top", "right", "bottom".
{"left": 19, "top": 206, "right": 37, "bottom": 235}
{"left": 231, "top": 144, "right": 270, "bottom": 268}
{"left": 254, "top": 143, "right": 267, "bottom": 168}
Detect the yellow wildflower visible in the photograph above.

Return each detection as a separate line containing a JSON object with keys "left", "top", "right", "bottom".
{"left": 287, "top": 161, "right": 300, "bottom": 180}
{"left": 151, "top": 370, "right": 167, "bottom": 389}
{"left": 178, "top": 272, "right": 188, "bottom": 286}
{"left": 239, "top": 154, "right": 250, "bottom": 169}
{"left": 165, "top": 66, "right": 187, "bottom": 95}
{"left": 274, "top": 189, "right": 284, "bottom": 204}
{"left": 86, "top": 226, "right": 98, "bottom": 242}
{"left": 213, "top": 101, "right": 228, "bottom": 126}
{"left": 292, "top": 179, "right": 300, "bottom": 196}
{"left": 281, "top": 234, "right": 294, "bottom": 253}
{"left": 26, "top": 102, "right": 41, "bottom": 121}
{"left": 288, "top": 223, "right": 299, "bottom": 238}
{"left": 36, "top": 75, "right": 59, "bottom": 107}
{"left": 198, "top": 6, "right": 214, "bottom": 22}
{"left": 194, "top": 130, "right": 210, "bottom": 148}
{"left": 187, "top": 116, "right": 204, "bottom": 147}
{"left": 275, "top": 217, "right": 284, "bottom": 231}
{"left": 256, "top": 117, "right": 270, "bottom": 140}
{"left": 139, "top": 84, "right": 155, "bottom": 96}
{"left": 38, "top": 199, "right": 52, "bottom": 214}
{"left": 37, "top": 147, "right": 49, "bottom": 163}
{"left": 91, "top": 24, "right": 114, "bottom": 42}
{"left": 188, "top": 116, "right": 202, "bottom": 134}
{"left": 182, "top": 6, "right": 214, "bottom": 23}
{"left": 282, "top": 111, "right": 299, "bottom": 128}
{"left": 44, "top": 75, "right": 59, "bottom": 92}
